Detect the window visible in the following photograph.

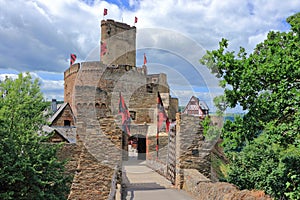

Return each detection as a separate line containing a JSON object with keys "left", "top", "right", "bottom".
{"left": 147, "top": 84, "right": 153, "bottom": 93}
{"left": 129, "top": 111, "right": 136, "bottom": 120}
{"left": 64, "top": 120, "right": 71, "bottom": 126}
{"left": 152, "top": 78, "right": 158, "bottom": 83}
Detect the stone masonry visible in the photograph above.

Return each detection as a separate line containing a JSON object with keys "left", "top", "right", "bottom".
{"left": 63, "top": 19, "right": 180, "bottom": 199}
{"left": 175, "top": 113, "right": 211, "bottom": 188}
{"left": 64, "top": 63, "right": 80, "bottom": 112}
{"left": 59, "top": 17, "right": 274, "bottom": 200}
{"left": 101, "top": 19, "right": 136, "bottom": 66}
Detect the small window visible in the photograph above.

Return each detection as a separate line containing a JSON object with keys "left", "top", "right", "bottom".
{"left": 64, "top": 120, "right": 71, "bottom": 126}
{"left": 152, "top": 78, "right": 158, "bottom": 83}
{"left": 147, "top": 84, "right": 153, "bottom": 93}
{"left": 129, "top": 111, "right": 136, "bottom": 120}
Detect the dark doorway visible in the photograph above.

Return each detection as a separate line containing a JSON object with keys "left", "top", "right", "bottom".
{"left": 137, "top": 137, "right": 146, "bottom": 160}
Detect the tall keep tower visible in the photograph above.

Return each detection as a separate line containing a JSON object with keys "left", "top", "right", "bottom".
{"left": 100, "top": 19, "right": 136, "bottom": 66}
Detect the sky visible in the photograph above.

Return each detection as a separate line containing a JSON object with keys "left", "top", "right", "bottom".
{"left": 0, "top": 0, "right": 299, "bottom": 113}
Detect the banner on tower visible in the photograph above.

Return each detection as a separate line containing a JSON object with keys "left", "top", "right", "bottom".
{"left": 156, "top": 92, "right": 170, "bottom": 156}
{"left": 70, "top": 54, "right": 76, "bottom": 66}
{"left": 119, "top": 93, "right": 131, "bottom": 135}
{"left": 157, "top": 92, "right": 169, "bottom": 133}
{"left": 144, "top": 53, "right": 147, "bottom": 65}
{"left": 103, "top": 8, "right": 108, "bottom": 16}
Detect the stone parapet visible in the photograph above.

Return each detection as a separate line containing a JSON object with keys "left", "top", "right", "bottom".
{"left": 182, "top": 169, "right": 272, "bottom": 200}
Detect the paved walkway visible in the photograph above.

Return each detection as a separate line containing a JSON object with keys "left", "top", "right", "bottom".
{"left": 121, "top": 159, "right": 195, "bottom": 200}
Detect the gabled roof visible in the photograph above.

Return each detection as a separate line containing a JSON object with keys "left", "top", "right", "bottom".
{"left": 43, "top": 125, "right": 76, "bottom": 143}
{"left": 199, "top": 100, "right": 209, "bottom": 111}
{"left": 183, "top": 96, "right": 209, "bottom": 113}
{"left": 48, "top": 102, "right": 76, "bottom": 125}
{"left": 48, "top": 102, "right": 68, "bottom": 124}
{"left": 55, "top": 127, "right": 76, "bottom": 143}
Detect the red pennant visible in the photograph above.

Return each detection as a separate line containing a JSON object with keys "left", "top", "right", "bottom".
{"left": 118, "top": 93, "right": 131, "bottom": 135}
{"left": 157, "top": 92, "right": 168, "bottom": 132}
{"left": 70, "top": 54, "right": 76, "bottom": 66}
{"left": 143, "top": 53, "right": 147, "bottom": 65}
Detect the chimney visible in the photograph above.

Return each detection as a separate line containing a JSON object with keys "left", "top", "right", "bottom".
{"left": 51, "top": 99, "right": 57, "bottom": 113}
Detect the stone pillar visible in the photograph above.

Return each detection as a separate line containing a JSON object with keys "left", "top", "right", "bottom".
{"left": 175, "top": 113, "right": 211, "bottom": 188}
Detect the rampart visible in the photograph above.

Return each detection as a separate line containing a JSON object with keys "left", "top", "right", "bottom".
{"left": 183, "top": 169, "right": 272, "bottom": 200}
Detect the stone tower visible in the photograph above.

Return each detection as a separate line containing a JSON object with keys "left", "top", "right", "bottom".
{"left": 64, "top": 63, "right": 80, "bottom": 111}
{"left": 100, "top": 19, "right": 136, "bottom": 66}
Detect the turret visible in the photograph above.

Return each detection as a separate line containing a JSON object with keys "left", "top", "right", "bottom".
{"left": 100, "top": 19, "right": 136, "bottom": 66}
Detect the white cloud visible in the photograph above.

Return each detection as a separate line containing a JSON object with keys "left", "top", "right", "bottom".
{"left": 30, "top": 72, "right": 64, "bottom": 100}
{"left": 0, "top": 72, "right": 63, "bottom": 101}
{"left": 0, "top": 0, "right": 299, "bottom": 109}
{"left": 0, "top": 74, "right": 18, "bottom": 81}
{"left": 248, "top": 32, "right": 268, "bottom": 48}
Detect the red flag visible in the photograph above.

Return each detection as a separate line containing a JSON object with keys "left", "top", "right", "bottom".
{"left": 134, "top": 16, "right": 138, "bottom": 23}
{"left": 119, "top": 93, "right": 131, "bottom": 135}
{"left": 70, "top": 54, "right": 76, "bottom": 66}
{"left": 157, "top": 92, "right": 168, "bottom": 132}
{"left": 143, "top": 53, "right": 147, "bottom": 65}
{"left": 103, "top": 8, "right": 108, "bottom": 16}
{"left": 156, "top": 92, "right": 169, "bottom": 157}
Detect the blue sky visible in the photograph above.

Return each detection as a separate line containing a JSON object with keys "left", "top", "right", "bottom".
{"left": 0, "top": 0, "right": 299, "bottom": 112}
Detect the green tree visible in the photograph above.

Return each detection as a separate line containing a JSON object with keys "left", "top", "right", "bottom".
{"left": 0, "top": 73, "right": 70, "bottom": 199}
{"left": 200, "top": 12, "right": 300, "bottom": 199}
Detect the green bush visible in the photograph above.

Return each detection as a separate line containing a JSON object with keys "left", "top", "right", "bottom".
{"left": 0, "top": 73, "right": 70, "bottom": 199}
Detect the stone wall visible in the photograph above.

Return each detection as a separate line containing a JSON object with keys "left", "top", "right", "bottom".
{"left": 175, "top": 113, "right": 211, "bottom": 188}
{"left": 57, "top": 143, "right": 81, "bottom": 178}
{"left": 67, "top": 62, "right": 123, "bottom": 199}
{"left": 146, "top": 135, "right": 169, "bottom": 175}
{"left": 101, "top": 19, "right": 136, "bottom": 66}
{"left": 64, "top": 63, "right": 80, "bottom": 111}
{"left": 182, "top": 169, "right": 272, "bottom": 200}
{"left": 130, "top": 91, "right": 156, "bottom": 124}
{"left": 68, "top": 144, "right": 115, "bottom": 199}
{"left": 56, "top": 143, "right": 81, "bottom": 197}
{"left": 169, "top": 97, "right": 179, "bottom": 120}
{"left": 50, "top": 131, "right": 68, "bottom": 143}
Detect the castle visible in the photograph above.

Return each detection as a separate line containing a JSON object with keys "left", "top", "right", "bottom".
{"left": 64, "top": 19, "right": 178, "bottom": 126}
{"left": 44, "top": 18, "right": 272, "bottom": 200}
{"left": 52, "top": 19, "right": 180, "bottom": 199}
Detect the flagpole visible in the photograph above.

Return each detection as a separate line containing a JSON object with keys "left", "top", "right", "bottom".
{"left": 156, "top": 91, "right": 159, "bottom": 159}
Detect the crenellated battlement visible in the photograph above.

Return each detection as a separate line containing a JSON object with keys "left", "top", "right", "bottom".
{"left": 64, "top": 63, "right": 80, "bottom": 79}
{"left": 64, "top": 61, "right": 148, "bottom": 112}
{"left": 65, "top": 62, "right": 147, "bottom": 77}
{"left": 101, "top": 19, "right": 136, "bottom": 33}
